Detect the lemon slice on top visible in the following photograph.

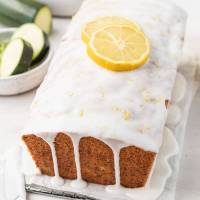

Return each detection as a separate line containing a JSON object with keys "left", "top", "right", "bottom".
{"left": 82, "top": 16, "right": 141, "bottom": 44}
{"left": 87, "top": 25, "right": 150, "bottom": 72}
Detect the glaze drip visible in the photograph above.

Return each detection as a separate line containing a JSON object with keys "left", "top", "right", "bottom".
{"left": 70, "top": 134, "right": 87, "bottom": 188}
{"left": 104, "top": 139, "right": 126, "bottom": 192}
{"left": 38, "top": 133, "right": 64, "bottom": 186}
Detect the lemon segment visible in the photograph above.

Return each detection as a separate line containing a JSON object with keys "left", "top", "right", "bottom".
{"left": 87, "top": 25, "right": 150, "bottom": 72}
{"left": 82, "top": 16, "right": 142, "bottom": 44}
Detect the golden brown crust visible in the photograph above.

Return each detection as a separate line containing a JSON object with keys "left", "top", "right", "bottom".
{"left": 79, "top": 137, "right": 115, "bottom": 185}
{"left": 22, "top": 134, "right": 54, "bottom": 176}
{"left": 55, "top": 133, "right": 77, "bottom": 179}
{"left": 22, "top": 134, "right": 156, "bottom": 188}
{"left": 120, "top": 146, "right": 156, "bottom": 188}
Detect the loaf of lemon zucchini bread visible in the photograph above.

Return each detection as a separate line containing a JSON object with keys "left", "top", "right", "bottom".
{"left": 21, "top": 0, "right": 187, "bottom": 190}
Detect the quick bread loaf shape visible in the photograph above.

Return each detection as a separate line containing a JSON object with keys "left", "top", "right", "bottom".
{"left": 21, "top": 0, "right": 187, "bottom": 190}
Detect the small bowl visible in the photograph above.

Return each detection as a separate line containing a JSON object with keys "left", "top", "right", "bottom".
{"left": 0, "top": 28, "right": 53, "bottom": 96}
{"left": 39, "top": 0, "right": 83, "bottom": 16}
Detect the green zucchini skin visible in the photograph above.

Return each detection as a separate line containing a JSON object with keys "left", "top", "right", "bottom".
{"left": 31, "top": 32, "right": 50, "bottom": 66}
{"left": 0, "top": 14, "right": 20, "bottom": 27}
{"left": 0, "top": 39, "right": 33, "bottom": 76}
{"left": 0, "top": 0, "right": 52, "bottom": 34}
{"left": 13, "top": 40, "right": 33, "bottom": 75}
{"left": 18, "top": 0, "right": 47, "bottom": 10}
{"left": 12, "top": 23, "right": 50, "bottom": 62}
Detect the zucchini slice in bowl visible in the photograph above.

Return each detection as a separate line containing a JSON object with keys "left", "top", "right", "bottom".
{"left": 0, "top": 28, "right": 53, "bottom": 95}
{"left": 0, "top": 38, "right": 33, "bottom": 77}
{"left": 31, "top": 32, "right": 49, "bottom": 65}
{"left": 11, "top": 23, "right": 49, "bottom": 61}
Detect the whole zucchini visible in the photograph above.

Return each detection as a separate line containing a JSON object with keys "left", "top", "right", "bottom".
{"left": 0, "top": 0, "right": 52, "bottom": 34}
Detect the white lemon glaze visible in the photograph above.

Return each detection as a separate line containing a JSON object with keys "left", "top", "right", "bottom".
{"left": 24, "top": 0, "right": 187, "bottom": 153}
{"left": 70, "top": 134, "right": 87, "bottom": 189}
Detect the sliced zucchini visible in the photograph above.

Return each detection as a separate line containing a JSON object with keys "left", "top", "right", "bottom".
{"left": 0, "top": 41, "right": 8, "bottom": 64}
{"left": 0, "top": 38, "right": 33, "bottom": 77}
{"left": 18, "top": 0, "right": 52, "bottom": 34}
{"left": 31, "top": 32, "right": 49, "bottom": 66}
{"left": 34, "top": 6, "right": 52, "bottom": 34}
{"left": 0, "top": 0, "right": 52, "bottom": 34}
{"left": 12, "top": 23, "right": 49, "bottom": 61}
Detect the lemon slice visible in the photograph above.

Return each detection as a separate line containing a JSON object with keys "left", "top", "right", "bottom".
{"left": 82, "top": 16, "right": 141, "bottom": 44}
{"left": 87, "top": 25, "right": 150, "bottom": 72}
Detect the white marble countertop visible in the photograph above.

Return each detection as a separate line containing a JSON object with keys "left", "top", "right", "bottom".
{"left": 0, "top": 0, "right": 200, "bottom": 199}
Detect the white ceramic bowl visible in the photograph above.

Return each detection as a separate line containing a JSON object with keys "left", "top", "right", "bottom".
{"left": 0, "top": 28, "right": 53, "bottom": 96}
{"left": 38, "top": 0, "right": 83, "bottom": 16}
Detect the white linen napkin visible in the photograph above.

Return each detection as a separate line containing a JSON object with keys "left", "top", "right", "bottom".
{"left": 0, "top": 146, "right": 26, "bottom": 200}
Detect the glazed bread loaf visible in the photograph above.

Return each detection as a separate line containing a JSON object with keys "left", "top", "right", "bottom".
{"left": 21, "top": 0, "right": 187, "bottom": 190}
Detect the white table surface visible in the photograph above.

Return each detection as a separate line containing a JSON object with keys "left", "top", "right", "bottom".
{"left": 0, "top": 0, "right": 200, "bottom": 199}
